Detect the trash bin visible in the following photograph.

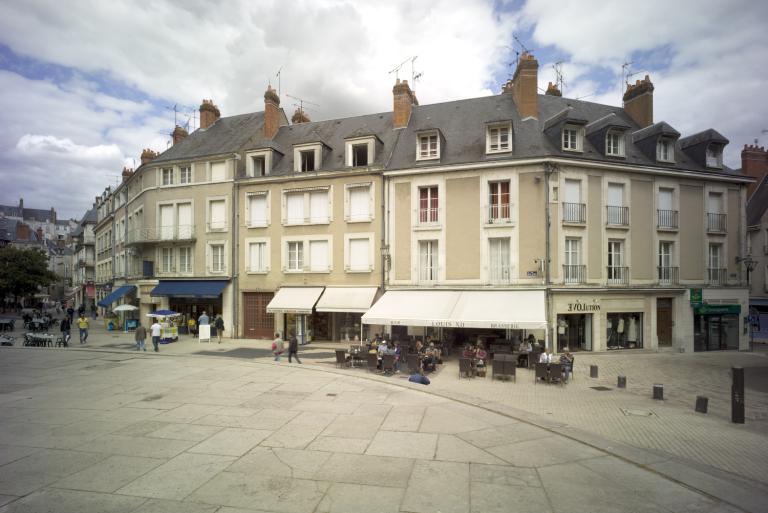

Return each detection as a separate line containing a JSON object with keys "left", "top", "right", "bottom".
{"left": 590, "top": 365, "right": 598, "bottom": 378}
{"left": 653, "top": 384, "right": 664, "bottom": 400}
{"left": 617, "top": 375, "right": 626, "bottom": 388}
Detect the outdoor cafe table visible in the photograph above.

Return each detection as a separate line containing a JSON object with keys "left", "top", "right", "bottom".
{"left": 0, "top": 319, "right": 13, "bottom": 331}
{"left": 26, "top": 333, "right": 56, "bottom": 346}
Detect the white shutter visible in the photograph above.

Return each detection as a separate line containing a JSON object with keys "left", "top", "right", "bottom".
{"left": 564, "top": 180, "right": 580, "bottom": 203}
{"left": 349, "top": 238, "right": 369, "bottom": 270}
{"left": 349, "top": 187, "right": 370, "bottom": 220}
{"left": 211, "top": 162, "right": 226, "bottom": 181}
{"left": 159, "top": 205, "right": 174, "bottom": 240}
{"left": 309, "top": 240, "right": 328, "bottom": 271}
{"left": 310, "top": 190, "right": 328, "bottom": 223}
{"left": 249, "top": 195, "right": 267, "bottom": 226}
{"left": 177, "top": 203, "right": 192, "bottom": 238}
{"left": 249, "top": 242, "right": 265, "bottom": 272}
{"left": 210, "top": 200, "right": 226, "bottom": 230}
{"left": 286, "top": 193, "right": 304, "bottom": 224}
{"left": 658, "top": 189, "right": 673, "bottom": 211}
{"left": 708, "top": 192, "right": 723, "bottom": 213}
{"left": 608, "top": 183, "right": 623, "bottom": 206}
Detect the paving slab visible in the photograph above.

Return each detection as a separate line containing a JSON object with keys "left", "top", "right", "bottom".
{"left": 315, "top": 482, "right": 404, "bottom": 513}
{"left": 0, "top": 449, "right": 107, "bottom": 496}
{"left": 188, "top": 427, "right": 272, "bottom": 456}
{"left": 0, "top": 487, "right": 145, "bottom": 513}
{"left": 401, "top": 459, "right": 469, "bottom": 513}
{"left": 306, "top": 436, "right": 371, "bottom": 454}
{"left": 470, "top": 481, "right": 552, "bottom": 513}
{"left": 146, "top": 422, "right": 223, "bottom": 442}
{"left": 365, "top": 430, "right": 438, "bottom": 460}
{"left": 436, "top": 434, "right": 508, "bottom": 464}
{"left": 76, "top": 434, "right": 195, "bottom": 459}
{"left": 51, "top": 455, "right": 164, "bottom": 493}
{"left": 128, "top": 498, "right": 219, "bottom": 513}
{"left": 487, "top": 435, "right": 604, "bottom": 467}
{"left": 316, "top": 453, "right": 414, "bottom": 487}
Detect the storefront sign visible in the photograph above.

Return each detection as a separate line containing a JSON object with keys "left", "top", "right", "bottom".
{"left": 690, "top": 288, "right": 703, "bottom": 305}
{"left": 566, "top": 302, "right": 600, "bottom": 312}
{"left": 693, "top": 304, "right": 741, "bottom": 315}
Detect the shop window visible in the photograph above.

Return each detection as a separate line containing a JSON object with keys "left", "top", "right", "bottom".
{"left": 606, "top": 313, "right": 642, "bottom": 349}
{"left": 556, "top": 314, "right": 592, "bottom": 352}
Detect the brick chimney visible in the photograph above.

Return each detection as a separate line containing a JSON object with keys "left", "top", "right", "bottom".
{"left": 16, "top": 223, "right": 29, "bottom": 240}
{"left": 742, "top": 144, "right": 768, "bottom": 199}
{"left": 393, "top": 79, "right": 417, "bottom": 129}
{"left": 140, "top": 148, "right": 158, "bottom": 166}
{"left": 121, "top": 167, "right": 134, "bottom": 182}
{"left": 199, "top": 99, "right": 221, "bottom": 129}
{"left": 509, "top": 52, "right": 539, "bottom": 119}
{"left": 545, "top": 82, "right": 562, "bottom": 97}
{"left": 264, "top": 85, "right": 280, "bottom": 139}
{"left": 172, "top": 125, "right": 188, "bottom": 145}
{"left": 623, "top": 75, "right": 654, "bottom": 128}
{"left": 291, "top": 107, "right": 310, "bottom": 124}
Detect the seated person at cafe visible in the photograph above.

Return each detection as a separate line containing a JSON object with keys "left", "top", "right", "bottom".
{"left": 415, "top": 338, "right": 424, "bottom": 354}
{"left": 560, "top": 348, "right": 574, "bottom": 382}
{"left": 422, "top": 342, "right": 438, "bottom": 372}
{"left": 475, "top": 342, "right": 488, "bottom": 376}
{"left": 462, "top": 344, "right": 476, "bottom": 359}
{"left": 539, "top": 348, "right": 553, "bottom": 364}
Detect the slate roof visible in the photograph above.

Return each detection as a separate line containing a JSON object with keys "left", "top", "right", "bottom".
{"left": 0, "top": 204, "right": 55, "bottom": 222}
{"left": 0, "top": 218, "right": 17, "bottom": 241}
{"left": 152, "top": 112, "right": 269, "bottom": 164}
{"left": 747, "top": 174, "right": 768, "bottom": 226}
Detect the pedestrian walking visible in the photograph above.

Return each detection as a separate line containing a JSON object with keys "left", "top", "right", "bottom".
{"left": 272, "top": 333, "right": 284, "bottom": 362}
{"left": 66, "top": 306, "right": 74, "bottom": 324}
{"left": 77, "top": 314, "right": 89, "bottom": 344}
{"left": 135, "top": 322, "right": 147, "bottom": 352}
{"left": 288, "top": 330, "right": 301, "bottom": 364}
{"left": 187, "top": 316, "right": 197, "bottom": 338}
{"left": 150, "top": 319, "right": 161, "bottom": 352}
{"left": 214, "top": 315, "right": 225, "bottom": 344}
{"left": 60, "top": 316, "right": 71, "bottom": 346}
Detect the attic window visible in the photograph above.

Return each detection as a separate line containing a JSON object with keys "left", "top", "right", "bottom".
{"left": 605, "top": 131, "right": 625, "bottom": 157}
{"left": 706, "top": 146, "right": 722, "bottom": 168}
{"left": 245, "top": 149, "right": 272, "bottom": 177}
{"left": 486, "top": 123, "right": 512, "bottom": 153}
{"left": 417, "top": 131, "right": 439, "bottom": 160}
{"left": 300, "top": 151, "right": 315, "bottom": 171}
{"left": 252, "top": 156, "right": 266, "bottom": 176}
{"left": 352, "top": 144, "right": 368, "bottom": 166}
{"left": 562, "top": 125, "right": 583, "bottom": 152}
{"left": 656, "top": 138, "right": 675, "bottom": 163}
{"left": 345, "top": 137, "right": 374, "bottom": 167}
{"left": 293, "top": 143, "right": 322, "bottom": 173}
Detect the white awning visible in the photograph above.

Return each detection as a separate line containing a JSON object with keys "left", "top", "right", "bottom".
{"left": 361, "top": 290, "right": 461, "bottom": 327}
{"left": 316, "top": 287, "right": 378, "bottom": 313}
{"left": 362, "top": 289, "right": 547, "bottom": 329}
{"left": 266, "top": 287, "right": 324, "bottom": 314}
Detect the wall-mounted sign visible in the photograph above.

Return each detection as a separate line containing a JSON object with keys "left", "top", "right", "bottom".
{"left": 690, "top": 288, "right": 703, "bottom": 305}
{"left": 527, "top": 271, "right": 538, "bottom": 277}
{"left": 693, "top": 304, "right": 741, "bottom": 315}
{"left": 567, "top": 302, "right": 600, "bottom": 312}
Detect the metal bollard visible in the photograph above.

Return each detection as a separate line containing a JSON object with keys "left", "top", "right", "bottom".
{"left": 732, "top": 366, "right": 745, "bottom": 424}
{"left": 653, "top": 384, "right": 664, "bottom": 400}
{"left": 617, "top": 375, "right": 626, "bottom": 388}
{"left": 590, "top": 365, "right": 598, "bottom": 378}
{"left": 695, "top": 396, "right": 708, "bottom": 414}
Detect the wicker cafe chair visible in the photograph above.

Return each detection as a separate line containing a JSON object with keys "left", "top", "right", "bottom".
{"left": 534, "top": 362, "right": 549, "bottom": 384}
{"left": 367, "top": 353, "right": 379, "bottom": 373}
{"left": 503, "top": 356, "right": 517, "bottom": 382}
{"left": 492, "top": 355, "right": 506, "bottom": 380}
{"left": 459, "top": 358, "right": 474, "bottom": 379}
{"left": 335, "top": 349, "right": 350, "bottom": 368}
{"left": 381, "top": 354, "right": 395, "bottom": 375}
{"left": 407, "top": 354, "right": 420, "bottom": 374}
{"left": 548, "top": 363, "right": 564, "bottom": 385}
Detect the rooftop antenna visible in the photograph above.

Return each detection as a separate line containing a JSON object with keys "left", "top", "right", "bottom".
{"left": 388, "top": 56, "right": 414, "bottom": 80}
{"left": 165, "top": 104, "right": 179, "bottom": 126}
{"left": 512, "top": 35, "right": 532, "bottom": 65}
{"left": 410, "top": 56, "right": 423, "bottom": 94}
{"left": 186, "top": 109, "right": 198, "bottom": 132}
{"left": 553, "top": 61, "right": 565, "bottom": 95}
{"left": 276, "top": 66, "right": 282, "bottom": 97}
{"left": 621, "top": 61, "right": 633, "bottom": 93}
{"left": 286, "top": 93, "right": 320, "bottom": 120}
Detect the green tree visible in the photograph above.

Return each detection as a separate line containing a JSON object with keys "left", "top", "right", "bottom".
{"left": 0, "top": 246, "right": 58, "bottom": 304}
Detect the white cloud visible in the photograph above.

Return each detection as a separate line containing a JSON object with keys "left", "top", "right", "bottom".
{"left": 16, "top": 135, "right": 123, "bottom": 163}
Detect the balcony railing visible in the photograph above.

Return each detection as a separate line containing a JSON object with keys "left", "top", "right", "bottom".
{"left": 126, "top": 225, "right": 196, "bottom": 245}
{"left": 488, "top": 203, "right": 513, "bottom": 224}
{"left": 607, "top": 266, "right": 629, "bottom": 285}
{"left": 489, "top": 264, "right": 512, "bottom": 283}
{"left": 562, "top": 203, "right": 586, "bottom": 223}
{"left": 657, "top": 266, "right": 679, "bottom": 285}
{"left": 707, "top": 267, "right": 727, "bottom": 286}
{"left": 77, "top": 257, "right": 95, "bottom": 268}
{"left": 707, "top": 213, "right": 727, "bottom": 233}
{"left": 606, "top": 206, "right": 629, "bottom": 226}
{"left": 657, "top": 210, "right": 679, "bottom": 229}
{"left": 563, "top": 264, "right": 586, "bottom": 284}
{"left": 419, "top": 207, "right": 439, "bottom": 224}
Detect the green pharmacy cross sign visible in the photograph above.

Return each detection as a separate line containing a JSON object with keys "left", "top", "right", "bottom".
{"left": 690, "top": 288, "right": 703, "bottom": 305}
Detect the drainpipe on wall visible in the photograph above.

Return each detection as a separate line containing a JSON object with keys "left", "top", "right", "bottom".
{"left": 232, "top": 154, "right": 241, "bottom": 338}
{"left": 544, "top": 161, "right": 555, "bottom": 350}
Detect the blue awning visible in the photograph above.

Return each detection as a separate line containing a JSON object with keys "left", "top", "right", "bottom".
{"left": 151, "top": 280, "right": 228, "bottom": 298}
{"left": 97, "top": 285, "right": 135, "bottom": 307}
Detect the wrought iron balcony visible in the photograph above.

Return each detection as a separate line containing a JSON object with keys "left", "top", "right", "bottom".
{"left": 707, "top": 267, "right": 727, "bottom": 286}
{"left": 607, "top": 266, "right": 629, "bottom": 285}
{"left": 562, "top": 265, "right": 586, "bottom": 284}
{"left": 606, "top": 206, "right": 629, "bottom": 226}
{"left": 706, "top": 213, "right": 727, "bottom": 233}
{"left": 657, "top": 266, "right": 679, "bottom": 285}
{"left": 126, "top": 225, "right": 196, "bottom": 245}
{"left": 562, "top": 203, "right": 586, "bottom": 223}
{"left": 657, "top": 210, "right": 679, "bottom": 230}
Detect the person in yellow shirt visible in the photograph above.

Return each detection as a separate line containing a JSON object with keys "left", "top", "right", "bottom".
{"left": 187, "top": 317, "right": 197, "bottom": 337}
{"left": 77, "top": 315, "right": 89, "bottom": 344}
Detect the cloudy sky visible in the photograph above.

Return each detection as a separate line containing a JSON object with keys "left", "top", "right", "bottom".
{"left": 0, "top": 0, "right": 766, "bottom": 219}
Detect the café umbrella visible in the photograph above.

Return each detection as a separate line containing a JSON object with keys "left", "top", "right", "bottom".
{"left": 146, "top": 310, "right": 181, "bottom": 317}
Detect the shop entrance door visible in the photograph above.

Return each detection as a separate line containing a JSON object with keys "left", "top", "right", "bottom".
{"left": 656, "top": 298, "right": 673, "bottom": 346}
{"left": 243, "top": 292, "right": 274, "bottom": 339}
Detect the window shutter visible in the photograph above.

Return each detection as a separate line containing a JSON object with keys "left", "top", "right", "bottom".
{"left": 658, "top": 189, "right": 673, "bottom": 211}
{"left": 211, "top": 162, "right": 226, "bottom": 181}
{"left": 249, "top": 195, "right": 267, "bottom": 226}
{"left": 286, "top": 193, "right": 304, "bottom": 223}
{"left": 309, "top": 240, "right": 328, "bottom": 271}
{"left": 159, "top": 205, "right": 174, "bottom": 240}
{"left": 349, "top": 187, "right": 369, "bottom": 220}
{"left": 564, "top": 180, "right": 580, "bottom": 203}
{"left": 310, "top": 191, "right": 328, "bottom": 223}
{"left": 349, "top": 238, "right": 369, "bottom": 270}
{"left": 177, "top": 203, "right": 192, "bottom": 238}
{"left": 210, "top": 200, "right": 225, "bottom": 230}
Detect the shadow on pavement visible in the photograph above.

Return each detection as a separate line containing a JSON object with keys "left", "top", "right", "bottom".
{"left": 192, "top": 347, "right": 335, "bottom": 360}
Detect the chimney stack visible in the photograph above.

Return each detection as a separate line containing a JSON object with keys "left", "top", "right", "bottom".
{"left": 742, "top": 144, "right": 768, "bottom": 199}
{"left": 199, "top": 99, "right": 221, "bottom": 129}
{"left": 264, "top": 85, "right": 281, "bottom": 139}
{"left": 172, "top": 125, "right": 188, "bottom": 145}
{"left": 35, "top": 227, "right": 43, "bottom": 241}
{"left": 121, "top": 167, "right": 134, "bottom": 182}
{"left": 393, "top": 79, "right": 417, "bottom": 129}
{"left": 291, "top": 107, "right": 310, "bottom": 124}
{"left": 50, "top": 207, "right": 56, "bottom": 223}
{"left": 545, "top": 81, "right": 562, "bottom": 97}
{"left": 16, "top": 223, "right": 29, "bottom": 241}
{"left": 140, "top": 148, "right": 158, "bottom": 166}
{"left": 623, "top": 75, "right": 654, "bottom": 128}
{"left": 509, "top": 52, "right": 539, "bottom": 119}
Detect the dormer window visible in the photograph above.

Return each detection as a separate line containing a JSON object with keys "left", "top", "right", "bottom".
{"left": 417, "top": 131, "right": 439, "bottom": 160}
{"left": 245, "top": 149, "right": 273, "bottom": 177}
{"left": 562, "top": 125, "right": 583, "bottom": 152}
{"left": 486, "top": 123, "right": 512, "bottom": 153}
{"left": 605, "top": 130, "right": 625, "bottom": 157}
{"left": 706, "top": 146, "right": 723, "bottom": 168}
{"left": 345, "top": 137, "right": 375, "bottom": 167}
{"left": 293, "top": 143, "right": 322, "bottom": 173}
{"left": 656, "top": 138, "right": 675, "bottom": 163}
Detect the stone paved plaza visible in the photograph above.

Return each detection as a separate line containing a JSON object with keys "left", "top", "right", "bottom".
{"left": 1, "top": 338, "right": 766, "bottom": 513}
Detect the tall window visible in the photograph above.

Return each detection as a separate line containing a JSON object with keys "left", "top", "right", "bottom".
{"left": 252, "top": 156, "right": 266, "bottom": 176}
{"left": 489, "top": 238, "right": 510, "bottom": 282}
{"left": 563, "top": 179, "right": 583, "bottom": 222}
{"left": 249, "top": 242, "right": 267, "bottom": 272}
{"left": 562, "top": 125, "right": 582, "bottom": 151}
{"left": 659, "top": 242, "right": 673, "bottom": 283}
{"left": 210, "top": 244, "right": 225, "bottom": 273}
{"left": 564, "top": 238, "right": 581, "bottom": 283}
{"left": 178, "top": 247, "right": 192, "bottom": 273}
{"left": 657, "top": 188, "right": 676, "bottom": 228}
{"left": 159, "top": 204, "right": 174, "bottom": 240}
{"left": 708, "top": 243, "right": 724, "bottom": 284}
{"left": 348, "top": 185, "right": 371, "bottom": 222}
{"left": 309, "top": 240, "right": 329, "bottom": 272}
{"left": 488, "top": 181, "right": 510, "bottom": 221}
{"left": 418, "top": 133, "right": 439, "bottom": 159}
{"left": 607, "top": 183, "right": 627, "bottom": 225}
{"left": 487, "top": 124, "right": 511, "bottom": 153}
{"left": 608, "top": 240, "right": 625, "bottom": 283}
{"left": 656, "top": 139, "right": 674, "bottom": 162}
{"left": 605, "top": 131, "right": 624, "bottom": 156}
{"left": 419, "top": 240, "right": 438, "bottom": 282}
{"left": 160, "top": 247, "right": 174, "bottom": 273}
{"left": 348, "top": 238, "right": 370, "bottom": 271}
{"left": 210, "top": 161, "right": 226, "bottom": 181}
{"left": 287, "top": 241, "right": 303, "bottom": 271}
{"left": 208, "top": 199, "right": 226, "bottom": 231}
{"left": 180, "top": 166, "right": 191, "bottom": 184}
{"left": 708, "top": 243, "right": 721, "bottom": 269}
{"left": 419, "top": 186, "right": 439, "bottom": 223}
{"left": 706, "top": 146, "right": 722, "bottom": 168}
{"left": 161, "top": 168, "right": 174, "bottom": 185}
{"left": 707, "top": 192, "right": 726, "bottom": 232}
{"left": 248, "top": 194, "right": 268, "bottom": 227}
